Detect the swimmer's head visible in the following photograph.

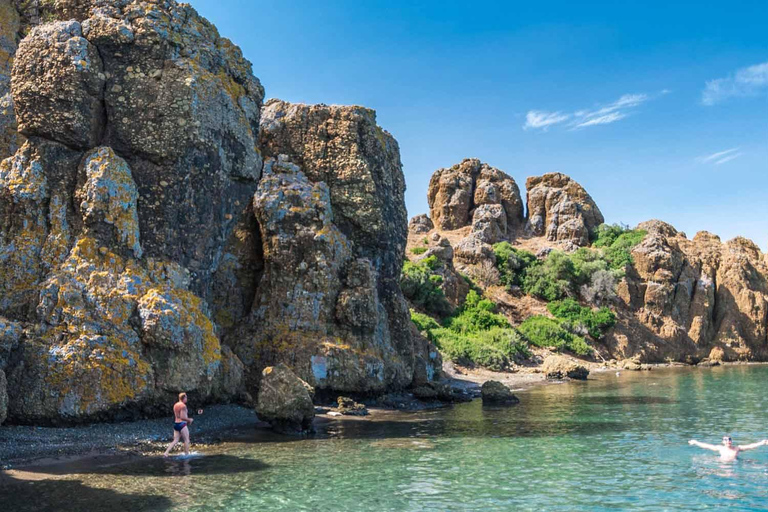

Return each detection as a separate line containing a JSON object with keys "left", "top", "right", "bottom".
{"left": 179, "top": 392, "right": 187, "bottom": 403}
{"left": 722, "top": 435, "right": 733, "bottom": 446}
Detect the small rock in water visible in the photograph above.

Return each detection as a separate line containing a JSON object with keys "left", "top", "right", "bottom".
{"left": 542, "top": 355, "right": 589, "bottom": 380}
{"left": 481, "top": 380, "right": 520, "bottom": 405}
{"left": 336, "top": 396, "right": 369, "bottom": 416}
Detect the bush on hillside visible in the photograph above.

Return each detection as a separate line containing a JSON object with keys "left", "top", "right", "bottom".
{"left": 493, "top": 242, "right": 537, "bottom": 288}
{"left": 518, "top": 315, "right": 593, "bottom": 356}
{"left": 546, "top": 298, "right": 616, "bottom": 339}
{"left": 411, "top": 247, "right": 428, "bottom": 255}
{"left": 592, "top": 223, "right": 647, "bottom": 271}
{"left": 521, "top": 251, "right": 576, "bottom": 301}
{"left": 401, "top": 256, "right": 452, "bottom": 316}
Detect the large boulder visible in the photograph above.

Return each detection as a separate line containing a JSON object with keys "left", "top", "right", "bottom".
{"left": 256, "top": 364, "right": 315, "bottom": 435}
{"left": 427, "top": 158, "right": 524, "bottom": 234}
{"left": 541, "top": 355, "right": 589, "bottom": 380}
{"left": 525, "top": 173, "right": 603, "bottom": 246}
{"left": 409, "top": 214, "right": 434, "bottom": 234}
{"left": 481, "top": 380, "right": 519, "bottom": 405}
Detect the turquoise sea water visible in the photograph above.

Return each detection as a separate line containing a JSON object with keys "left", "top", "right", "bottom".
{"left": 4, "top": 365, "right": 768, "bottom": 511}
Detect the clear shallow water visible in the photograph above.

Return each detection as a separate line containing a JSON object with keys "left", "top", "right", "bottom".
{"left": 4, "top": 365, "right": 768, "bottom": 511}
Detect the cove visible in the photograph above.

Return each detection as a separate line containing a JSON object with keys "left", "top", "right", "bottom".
{"left": 3, "top": 364, "right": 768, "bottom": 511}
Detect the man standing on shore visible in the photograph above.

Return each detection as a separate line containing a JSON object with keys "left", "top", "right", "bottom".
{"left": 164, "top": 392, "right": 194, "bottom": 457}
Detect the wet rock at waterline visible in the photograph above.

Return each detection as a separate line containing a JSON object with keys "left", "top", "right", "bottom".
{"left": 255, "top": 364, "right": 315, "bottom": 435}
{"left": 542, "top": 355, "right": 589, "bottom": 380}
{"left": 480, "top": 380, "right": 520, "bottom": 405}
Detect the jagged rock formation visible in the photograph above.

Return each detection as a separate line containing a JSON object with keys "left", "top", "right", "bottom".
{"left": 230, "top": 100, "right": 442, "bottom": 394}
{"left": 255, "top": 364, "right": 315, "bottom": 435}
{"left": 0, "top": 1, "right": 444, "bottom": 425}
{"left": 525, "top": 172, "right": 604, "bottom": 247}
{"left": 609, "top": 220, "right": 768, "bottom": 362}
{"left": 409, "top": 213, "right": 433, "bottom": 234}
{"left": 428, "top": 158, "right": 524, "bottom": 234}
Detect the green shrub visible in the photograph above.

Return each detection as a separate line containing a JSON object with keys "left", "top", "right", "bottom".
{"left": 410, "top": 293, "right": 529, "bottom": 370}
{"left": 443, "top": 290, "right": 510, "bottom": 333}
{"left": 592, "top": 224, "right": 647, "bottom": 270}
{"left": 547, "top": 298, "right": 616, "bottom": 339}
{"left": 411, "top": 247, "right": 428, "bottom": 255}
{"left": 518, "top": 315, "right": 593, "bottom": 356}
{"left": 410, "top": 309, "right": 440, "bottom": 332}
{"left": 493, "top": 242, "right": 537, "bottom": 288}
{"left": 521, "top": 251, "right": 576, "bottom": 301}
{"left": 401, "top": 256, "right": 451, "bottom": 315}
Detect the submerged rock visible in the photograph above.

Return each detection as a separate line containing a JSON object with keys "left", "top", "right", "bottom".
{"left": 542, "top": 355, "right": 589, "bottom": 380}
{"left": 481, "top": 380, "right": 520, "bottom": 405}
{"left": 256, "top": 364, "right": 315, "bottom": 435}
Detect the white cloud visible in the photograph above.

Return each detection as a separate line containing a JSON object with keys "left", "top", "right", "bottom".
{"left": 702, "top": 60, "right": 768, "bottom": 105}
{"left": 523, "top": 110, "right": 570, "bottom": 130}
{"left": 525, "top": 92, "right": 655, "bottom": 131}
{"left": 572, "top": 111, "right": 627, "bottom": 128}
{"left": 697, "top": 148, "right": 743, "bottom": 166}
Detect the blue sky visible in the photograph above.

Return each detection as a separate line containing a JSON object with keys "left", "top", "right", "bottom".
{"left": 191, "top": 1, "right": 768, "bottom": 246}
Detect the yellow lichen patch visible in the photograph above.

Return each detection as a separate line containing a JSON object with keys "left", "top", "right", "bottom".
{"left": 43, "top": 332, "right": 153, "bottom": 416}
{"left": 78, "top": 147, "right": 142, "bottom": 258}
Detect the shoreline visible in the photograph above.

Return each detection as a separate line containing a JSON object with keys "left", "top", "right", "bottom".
{"left": 1, "top": 360, "right": 764, "bottom": 472}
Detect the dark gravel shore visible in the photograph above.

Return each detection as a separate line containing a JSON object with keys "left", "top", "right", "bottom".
{"left": 0, "top": 405, "right": 258, "bottom": 469}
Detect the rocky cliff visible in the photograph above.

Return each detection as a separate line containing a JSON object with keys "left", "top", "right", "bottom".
{"left": 0, "top": 0, "right": 439, "bottom": 426}
{"left": 414, "top": 159, "right": 768, "bottom": 366}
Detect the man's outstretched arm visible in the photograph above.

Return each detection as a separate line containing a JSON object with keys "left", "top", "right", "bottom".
{"left": 689, "top": 440, "right": 720, "bottom": 451}
{"left": 738, "top": 440, "right": 768, "bottom": 451}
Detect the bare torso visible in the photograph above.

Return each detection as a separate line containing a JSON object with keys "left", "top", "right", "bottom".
{"left": 717, "top": 446, "right": 740, "bottom": 461}
{"left": 173, "top": 402, "right": 187, "bottom": 422}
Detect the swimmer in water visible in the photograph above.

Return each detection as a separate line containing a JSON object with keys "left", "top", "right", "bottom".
{"left": 688, "top": 436, "right": 768, "bottom": 461}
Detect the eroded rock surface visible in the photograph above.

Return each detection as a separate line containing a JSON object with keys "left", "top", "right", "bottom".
{"left": 526, "top": 173, "right": 604, "bottom": 246}
{"left": 255, "top": 364, "right": 315, "bottom": 435}
{"left": 608, "top": 220, "right": 768, "bottom": 362}
{"left": 542, "top": 355, "right": 589, "bottom": 380}
{"left": 0, "top": 0, "right": 262, "bottom": 424}
{"left": 251, "top": 101, "right": 442, "bottom": 394}
{"left": 428, "top": 158, "right": 524, "bottom": 234}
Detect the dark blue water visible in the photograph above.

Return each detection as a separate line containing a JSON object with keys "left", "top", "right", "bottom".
{"left": 4, "top": 365, "right": 768, "bottom": 511}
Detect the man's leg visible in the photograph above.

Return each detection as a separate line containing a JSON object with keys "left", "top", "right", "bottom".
{"left": 182, "top": 426, "right": 190, "bottom": 455}
{"left": 164, "top": 430, "right": 180, "bottom": 457}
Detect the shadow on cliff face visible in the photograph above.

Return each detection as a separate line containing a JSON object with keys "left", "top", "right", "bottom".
{"left": 0, "top": 473, "right": 173, "bottom": 512}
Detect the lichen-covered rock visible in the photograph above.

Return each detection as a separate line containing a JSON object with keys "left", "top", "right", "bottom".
{"left": 409, "top": 214, "right": 434, "bottom": 234}
{"left": 0, "top": 0, "right": 259, "bottom": 424}
{"left": 427, "top": 158, "right": 524, "bottom": 234}
{"left": 0, "top": 1, "right": 22, "bottom": 159}
{"left": 481, "top": 380, "right": 519, "bottom": 405}
{"left": 541, "top": 355, "right": 589, "bottom": 380}
{"left": 525, "top": 172, "right": 604, "bottom": 246}
{"left": 13, "top": 20, "right": 105, "bottom": 148}
{"left": 255, "top": 364, "right": 315, "bottom": 435}
{"left": 256, "top": 102, "right": 440, "bottom": 394}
